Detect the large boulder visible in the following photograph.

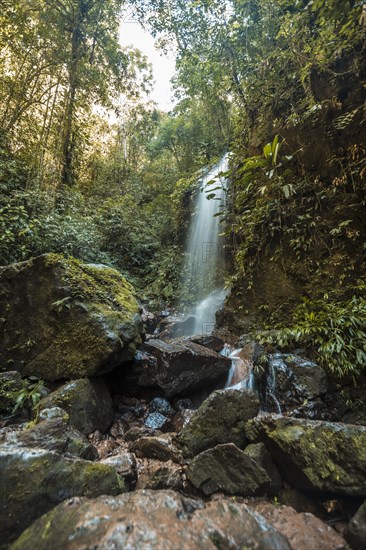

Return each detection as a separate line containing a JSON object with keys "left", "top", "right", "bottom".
{"left": 38, "top": 378, "right": 114, "bottom": 435}
{"left": 0, "top": 445, "right": 125, "bottom": 546}
{"left": 11, "top": 490, "right": 291, "bottom": 550}
{"left": 250, "top": 502, "right": 347, "bottom": 550}
{"left": 246, "top": 415, "right": 366, "bottom": 496}
{"left": 0, "top": 254, "right": 143, "bottom": 381}
{"left": 178, "top": 388, "right": 260, "bottom": 457}
{"left": 126, "top": 339, "right": 231, "bottom": 397}
{"left": 257, "top": 353, "right": 327, "bottom": 413}
{"left": 187, "top": 443, "right": 271, "bottom": 496}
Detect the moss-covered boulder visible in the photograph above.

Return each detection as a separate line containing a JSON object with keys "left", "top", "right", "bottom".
{"left": 17, "top": 416, "right": 97, "bottom": 459}
{"left": 11, "top": 490, "right": 291, "bottom": 550}
{"left": 38, "top": 378, "right": 114, "bottom": 435}
{"left": 0, "top": 445, "right": 125, "bottom": 546}
{"left": 246, "top": 415, "right": 366, "bottom": 496}
{"left": 187, "top": 443, "right": 271, "bottom": 496}
{"left": 178, "top": 388, "right": 260, "bottom": 457}
{"left": 0, "top": 254, "right": 143, "bottom": 381}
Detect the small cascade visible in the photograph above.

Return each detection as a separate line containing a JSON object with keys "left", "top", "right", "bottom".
{"left": 222, "top": 346, "right": 257, "bottom": 392}
{"left": 180, "top": 154, "right": 229, "bottom": 336}
{"left": 264, "top": 361, "right": 282, "bottom": 413}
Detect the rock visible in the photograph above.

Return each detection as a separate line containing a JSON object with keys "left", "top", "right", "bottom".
{"left": 183, "top": 334, "right": 225, "bottom": 352}
{"left": 100, "top": 453, "right": 137, "bottom": 485}
{"left": 258, "top": 353, "right": 327, "bottom": 412}
{"left": 142, "top": 461, "right": 184, "bottom": 491}
{"left": 126, "top": 339, "right": 231, "bottom": 397}
{"left": 178, "top": 388, "right": 260, "bottom": 457}
{"left": 250, "top": 502, "right": 348, "bottom": 550}
{"left": 0, "top": 254, "right": 142, "bottom": 381}
{"left": 124, "top": 425, "right": 158, "bottom": 442}
{"left": 244, "top": 442, "right": 282, "bottom": 495}
{"left": 0, "top": 445, "right": 124, "bottom": 546}
{"left": 149, "top": 396, "right": 174, "bottom": 416}
{"left": 17, "top": 417, "right": 97, "bottom": 459}
{"left": 11, "top": 490, "right": 291, "bottom": 550}
{"left": 38, "top": 378, "right": 114, "bottom": 435}
{"left": 345, "top": 500, "right": 366, "bottom": 550}
{"left": 157, "top": 315, "right": 197, "bottom": 339}
{"left": 38, "top": 407, "right": 68, "bottom": 422}
{"left": 144, "top": 412, "right": 169, "bottom": 430}
{"left": 246, "top": 415, "right": 366, "bottom": 496}
{"left": 130, "top": 434, "right": 183, "bottom": 463}
{"left": 175, "top": 397, "right": 194, "bottom": 410}
{"left": 187, "top": 443, "right": 271, "bottom": 496}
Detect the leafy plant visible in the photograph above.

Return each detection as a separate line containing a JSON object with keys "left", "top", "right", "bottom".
{"left": 0, "top": 376, "right": 45, "bottom": 416}
{"left": 256, "top": 295, "right": 366, "bottom": 378}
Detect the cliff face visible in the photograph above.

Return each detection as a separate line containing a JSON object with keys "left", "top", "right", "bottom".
{"left": 219, "top": 49, "right": 366, "bottom": 336}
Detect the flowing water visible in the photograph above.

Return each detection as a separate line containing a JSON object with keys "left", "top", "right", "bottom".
{"left": 180, "top": 154, "right": 229, "bottom": 336}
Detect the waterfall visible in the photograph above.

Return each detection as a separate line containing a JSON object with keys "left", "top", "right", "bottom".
{"left": 181, "top": 154, "right": 229, "bottom": 336}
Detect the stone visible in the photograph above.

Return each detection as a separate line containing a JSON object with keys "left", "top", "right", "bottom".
{"left": 250, "top": 502, "right": 348, "bottom": 550}
{"left": 0, "top": 254, "right": 142, "bottom": 381}
{"left": 243, "top": 442, "right": 282, "bottom": 495}
{"left": 0, "top": 445, "right": 125, "bottom": 546}
{"left": 246, "top": 415, "right": 366, "bottom": 496}
{"left": 126, "top": 339, "right": 230, "bottom": 397}
{"left": 148, "top": 396, "right": 174, "bottom": 416}
{"left": 142, "top": 461, "right": 184, "bottom": 491}
{"left": 130, "top": 434, "right": 183, "bottom": 464}
{"left": 258, "top": 353, "right": 328, "bottom": 412}
{"left": 187, "top": 443, "right": 271, "bottom": 496}
{"left": 183, "top": 334, "right": 225, "bottom": 352}
{"left": 345, "top": 500, "right": 366, "bottom": 550}
{"left": 178, "top": 388, "right": 260, "bottom": 457}
{"left": 144, "top": 412, "right": 169, "bottom": 430}
{"left": 38, "top": 378, "right": 114, "bottom": 435}
{"left": 11, "top": 490, "right": 291, "bottom": 550}
{"left": 100, "top": 453, "right": 137, "bottom": 485}
{"left": 17, "top": 417, "right": 97, "bottom": 460}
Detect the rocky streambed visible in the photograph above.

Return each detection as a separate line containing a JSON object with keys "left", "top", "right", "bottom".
{"left": 1, "top": 254, "right": 366, "bottom": 549}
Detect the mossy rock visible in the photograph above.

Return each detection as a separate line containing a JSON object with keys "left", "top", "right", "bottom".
{"left": 0, "top": 445, "right": 125, "bottom": 547}
{"left": 0, "top": 254, "right": 143, "bottom": 380}
{"left": 178, "top": 388, "right": 260, "bottom": 457}
{"left": 38, "top": 378, "right": 114, "bottom": 435}
{"left": 246, "top": 415, "right": 366, "bottom": 496}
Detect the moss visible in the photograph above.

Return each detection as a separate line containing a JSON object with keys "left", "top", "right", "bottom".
{"left": 44, "top": 254, "right": 138, "bottom": 314}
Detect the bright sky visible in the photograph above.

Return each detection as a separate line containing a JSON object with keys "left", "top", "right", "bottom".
{"left": 119, "top": 13, "right": 176, "bottom": 112}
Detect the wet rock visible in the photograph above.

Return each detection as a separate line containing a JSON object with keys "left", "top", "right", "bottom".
{"left": 11, "top": 490, "right": 291, "bottom": 550}
{"left": 246, "top": 415, "right": 366, "bottom": 496}
{"left": 144, "top": 411, "right": 169, "bottom": 430}
{"left": 38, "top": 378, "right": 114, "bottom": 435}
{"left": 171, "top": 409, "right": 195, "bottom": 432}
{"left": 244, "top": 442, "right": 282, "bottom": 495}
{"left": 345, "top": 500, "right": 366, "bottom": 550}
{"left": 183, "top": 334, "right": 225, "bottom": 352}
{"left": 126, "top": 339, "right": 230, "bottom": 397}
{"left": 130, "top": 434, "right": 183, "bottom": 464}
{"left": 178, "top": 388, "right": 260, "bottom": 457}
{"left": 100, "top": 453, "right": 137, "bottom": 485}
{"left": 187, "top": 443, "right": 271, "bottom": 496}
{"left": 175, "top": 397, "right": 194, "bottom": 410}
{"left": 17, "top": 417, "right": 97, "bottom": 460}
{"left": 38, "top": 407, "right": 68, "bottom": 422}
{"left": 0, "top": 254, "right": 142, "bottom": 381}
{"left": 0, "top": 445, "right": 124, "bottom": 546}
{"left": 149, "top": 396, "right": 174, "bottom": 416}
{"left": 250, "top": 502, "right": 348, "bottom": 550}
{"left": 157, "top": 314, "right": 197, "bottom": 339}
{"left": 258, "top": 353, "right": 327, "bottom": 412}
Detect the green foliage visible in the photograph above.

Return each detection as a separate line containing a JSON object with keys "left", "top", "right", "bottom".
{"left": 256, "top": 295, "right": 366, "bottom": 378}
{"left": 0, "top": 376, "right": 45, "bottom": 416}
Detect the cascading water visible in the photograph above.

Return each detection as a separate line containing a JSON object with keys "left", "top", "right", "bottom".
{"left": 180, "top": 154, "right": 229, "bottom": 336}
